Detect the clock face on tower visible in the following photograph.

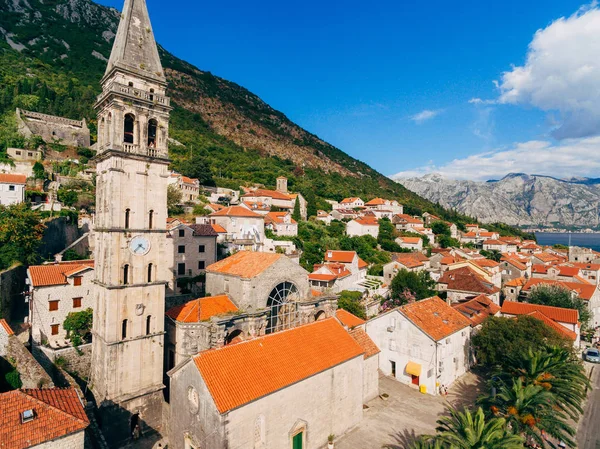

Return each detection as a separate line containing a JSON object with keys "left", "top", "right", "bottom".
{"left": 129, "top": 235, "right": 151, "bottom": 256}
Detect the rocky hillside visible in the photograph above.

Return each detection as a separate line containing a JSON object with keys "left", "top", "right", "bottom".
{"left": 398, "top": 173, "right": 600, "bottom": 229}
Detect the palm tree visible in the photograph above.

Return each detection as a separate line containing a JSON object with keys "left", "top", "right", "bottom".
{"left": 498, "top": 346, "right": 590, "bottom": 420}
{"left": 433, "top": 406, "right": 524, "bottom": 449}
{"left": 409, "top": 436, "right": 446, "bottom": 449}
{"left": 479, "top": 378, "right": 576, "bottom": 448}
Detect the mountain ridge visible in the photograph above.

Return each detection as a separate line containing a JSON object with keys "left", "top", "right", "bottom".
{"left": 398, "top": 173, "right": 600, "bottom": 229}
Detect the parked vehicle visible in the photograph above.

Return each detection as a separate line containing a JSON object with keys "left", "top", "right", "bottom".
{"left": 583, "top": 348, "right": 600, "bottom": 363}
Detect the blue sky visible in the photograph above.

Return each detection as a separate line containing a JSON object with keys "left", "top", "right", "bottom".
{"left": 98, "top": 0, "right": 600, "bottom": 181}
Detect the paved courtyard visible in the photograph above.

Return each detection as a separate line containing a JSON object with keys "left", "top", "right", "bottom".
{"left": 336, "top": 372, "right": 484, "bottom": 449}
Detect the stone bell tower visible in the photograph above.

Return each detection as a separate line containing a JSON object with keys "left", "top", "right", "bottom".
{"left": 91, "top": 0, "right": 171, "bottom": 443}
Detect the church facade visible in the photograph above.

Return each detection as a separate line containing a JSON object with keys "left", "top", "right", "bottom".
{"left": 90, "top": 0, "right": 171, "bottom": 443}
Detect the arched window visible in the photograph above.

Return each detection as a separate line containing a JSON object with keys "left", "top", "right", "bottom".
{"left": 314, "top": 310, "right": 326, "bottom": 321}
{"left": 123, "top": 264, "right": 130, "bottom": 285}
{"left": 125, "top": 208, "right": 130, "bottom": 229}
{"left": 266, "top": 282, "right": 299, "bottom": 334}
{"left": 147, "top": 119, "right": 157, "bottom": 147}
{"left": 147, "top": 263, "right": 153, "bottom": 283}
{"left": 146, "top": 315, "right": 152, "bottom": 335}
{"left": 122, "top": 319, "right": 128, "bottom": 339}
{"left": 225, "top": 329, "right": 243, "bottom": 345}
{"left": 148, "top": 210, "right": 154, "bottom": 229}
{"left": 124, "top": 114, "right": 135, "bottom": 144}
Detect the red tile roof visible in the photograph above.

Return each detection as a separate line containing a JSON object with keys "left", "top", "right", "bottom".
{"left": 452, "top": 295, "right": 500, "bottom": 326}
{"left": 265, "top": 211, "right": 296, "bottom": 225}
{"left": 483, "top": 239, "right": 505, "bottom": 246}
{"left": 354, "top": 217, "right": 379, "bottom": 226}
{"left": 193, "top": 318, "right": 364, "bottom": 413}
{"left": 365, "top": 198, "right": 386, "bottom": 206}
{"left": 400, "top": 296, "right": 471, "bottom": 341}
{"left": 309, "top": 263, "right": 352, "bottom": 281}
{"left": 472, "top": 259, "right": 500, "bottom": 269}
{"left": 211, "top": 223, "right": 227, "bottom": 233}
{"left": 522, "top": 278, "right": 597, "bottom": 301}
{"left": 206, "top": 251, "right": 283, "bottom": 278}
{"left": 502, "top": 258, "right": 528, "bottom": 271}
{"left": 28, "top": 261, "right": 94, "bottom": 288}
{"left": 399, "top": 237, "right": 422, "bottom": 244}
{"left": 0, "top": 388, "right": 88, "bottom": 449}
{"left": 438, "top": 267, "right": 500, "bottom": 295}
{"left": 209, "top": 205, "right": 263, "bottom": 218}
{"left": 348, "top": 328, "right": 380, "bottom": 359}
{"left": 504, "top": 277, "right": 527, "bottom": 287}
{"left": 394, "top": 214, "right": 423, "bottom": 224}
{"left": 336, "top": 309, "right": 365, "bottom": 328}
{"left": 525, "top": 311, "right": 577, "bottom": 341}
{"left": 0, "top": 319, "right": 14, "bottom": 336}
{"left": 324, "top": 250, "right": 357, "bottom": 263}
{"left": 166, "top": 295, "right": 239, "bottom": 323}
{"left": 0, "top": 174, "right": 26, "bottom": 184}
{"left": 242, "top": 188, "right": 292, "bottom": 201}
{"left": 501, "top": 301, "right": 579, "bottom": 324}
{"left": 340, "top": 197, "right": 362, "bottom": 204}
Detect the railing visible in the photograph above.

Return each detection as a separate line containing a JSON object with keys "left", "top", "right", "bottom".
{"left": 102, "top": 82, "right": 171, "bottom": 106}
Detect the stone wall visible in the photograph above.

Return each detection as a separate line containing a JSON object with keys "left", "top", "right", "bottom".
{"left": 0, "top": 264, "right": 26, "bottom": 322}
{"left": 7, "top": 336, "right": 54, "bottom": 389}
{"left": 33, "top": 343, "right": 92, "bottom": 381}
{"left": 28, "top": 430, "right": 85, "bottom": 449}
{"left": 39, "top": 217, "right": 81, "bottom": 260}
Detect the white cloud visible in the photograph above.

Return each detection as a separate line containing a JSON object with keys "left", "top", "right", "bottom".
{"left": 468, "top": 98, "right": 496, "bottom": 105}
{"left": 410, "top": 109, "right": 443, "bottom": 124}
{"left": 498, "top": 3, "right": 600, "bottom": 138}
{"left": 390, "top": 136, "right": 600, "bottom": 181}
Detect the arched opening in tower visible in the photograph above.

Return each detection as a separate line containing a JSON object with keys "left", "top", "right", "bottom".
{"left": 124, "top": 113, "right": 135, "bottom": 144}
{"left": 148, "top": 119, "right": 157, "bottom": 148}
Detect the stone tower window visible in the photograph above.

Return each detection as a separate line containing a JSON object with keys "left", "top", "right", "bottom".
{"left": 148, "top": 119, "right": 157, "bottom": 147}
{"left": 123, "top": 264, "right": 130, "bottom": 285}
{"left": 125, "top": 208, "right": 131, "bottom": 229}
{"left": 146, "top": 315, "right": 152, "bottom": 335}
{"left": 149, "top": 88, "right": 154, "bottom": 101}
{"left": 128, "top": 81, "right": 134, "bottom": 87}
{"left": 124, "top": 114, "right": 135, "bottom": 144}
{"left": 148, "top": 210, "right": 154, "bottom": 229}
{"left": 147, "top": 263, "right": 153, "bottom": 282}
{"left": 122, "top": 319, "right": 128, "bottom": 339}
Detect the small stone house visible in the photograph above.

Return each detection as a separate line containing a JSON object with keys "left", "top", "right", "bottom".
{"left": 366, "top": 296, "right": 471, "bottom": 395}
{"left": 27, "top": 261, "right": 95, "bottom": 347}
{"left": 346, "top": 217, "right": 379, "bottom": 238}
{"left": 168, "top": 318, "right": 367, "bottom": 449}
{"left": 0, "top": 173, "right": 26, "bottom": 206}
{"left": 208, "top": 205, "right": 265, "bottom": 252}
{"left": 0, "top": 387, "right": 89, "bottom": 449}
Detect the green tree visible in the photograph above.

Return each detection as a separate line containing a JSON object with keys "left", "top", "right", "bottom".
{"left": 4, "top": 370, "right": 22, "bottom": 390}
{"left": 337, "top": 290, "right": 366, "bottom": 320}
{"left": 431, "top": 221, "right": 451, "bottom": 237}
{"left": 167, "top": 184, "right": 183, "bottom": 215}
{"left": 0, "top": 203, "right": 46, "bottom": 270}
{"left": 305, "top": 189, "right": 318, "bottom": 219}
{"left": 433, "top": 406, "right": 525, "bottom": 449}
{"left": 175, "top": 151, "right": 216, "bottom": 186}
{"left": 57, "top": 189, "right": 78, "bottom": 207}
{"left": 299, "top": 241, "right": 323, "bottom": 271}
{"left": 480, "top": 249, "right": 502, "bottom": 262}
{"left": 438, "top": 235, "right": 461, "bottom": 249}
{"left": 496, "top": 346, "right": 589, "bottom": 420}
{"left": 479, "top": 378, "right": 576, "bottom": 448}
{"left": 62, "top": 249, "right": 87, "bottom": 261}
{"left": 390, "top": 269, "right": 436, "bottom": 305}
{"left": 292, "top": 197, "right": 301, "bottom": 221}
{"left": 471, "top": 316, "right": 570, "bottom": 369}
{"left": 528, "top": 284, "right": 591, "bottom": 329}
{"left": 63, "top": 308, "right": 93, "bottom": 347}
{"left": 33, "top": 161, "right": 46, "bottom": 180}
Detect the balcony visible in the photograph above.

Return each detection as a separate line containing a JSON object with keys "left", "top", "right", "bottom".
{"left": 101, "top": 82, "right": 171, "bottom": 107}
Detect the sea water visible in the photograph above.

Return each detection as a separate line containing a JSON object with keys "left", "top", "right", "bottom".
{"left": 535, "top": 232, "right": 600, "bottom": 252}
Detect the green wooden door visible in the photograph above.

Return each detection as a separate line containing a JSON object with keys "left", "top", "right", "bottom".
{"left": 292, "top": 432, "right": 303, "bottom": 449}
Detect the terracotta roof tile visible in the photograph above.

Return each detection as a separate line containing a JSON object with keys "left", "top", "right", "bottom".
{"left": 504, "top": 277, "right": 527, "bottom": 287}
{"left": 501, "top": 301, "right": 579, "bottom": 324}
{"left": 166, "top": 295, "right": 239, "bottom": 323}
{"left": 399, "top": 237, "right": 422, "bottom": 244}
{"left": 0, "top": 319, "right": 14, "bottom": 336}
{"left": 211, "top": 224, "right": 227, "bottom": 233}
{"left": 400, "top": 296, "right": 471, "bottom": 341}
{"left": 189, "top": 223, "right": 218, "bottom": 237}
{"left": 28, "top": 261, "right": 94, "bottom": 288}
{"left": 324, "top": 250, "right": 357, "bottom": 263}
{"left": 336, "top": 309, "right": 365, "bottom": 328}
{"left": 206, "top": 251, "right": 282, "bottom": 278}
{"left": 242, "top": 188, "right": 292, "bottom": 201}
{"left": 472, "top": 259, "right": 500, "bottom": 268}
{"left": 365, "top": 198, "right": 386, "bottom": 206}
{"left": 340, "top": 197, "right": 361, "bottom": 204}
{"left": 438, "top": 267, "right": 500, "bottom": 295}
{"left": 452, "top": 295, "right": 500, "bottom": 326}
{"left": 193, "top": 318, "right": 364, "bottom": 413}
{"left": 348, "top": 328, "right": 380, "bottom": 359}
{"left": 0, "top": 174, "right": 26, "bottom": 184}
{"left": 353, "top": 217, "right": 379, "bottom": 226}
{"left": 0, "top": 388, "right": 88, "bottom": 449}
{"left": 209, "top": 205, "right": 263, "bottom": 218}
{"left": 525, "top": 311, "right": 577, "bottom": 341}
{"left": 522, "top": 278, "right": 597, "bottom": 301}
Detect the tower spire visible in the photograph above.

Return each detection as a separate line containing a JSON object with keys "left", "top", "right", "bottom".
{"left": 104, "top": 0, "right": 165, "bottom": 83}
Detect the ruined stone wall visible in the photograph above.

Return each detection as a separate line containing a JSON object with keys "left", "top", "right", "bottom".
{"left": 0, "top": 265, "right": 27, "bottom": 323}
{"left": 7, "top": 336, "right": 54, "bottom": 389}
{"left": 38, "top": 217, "right": 81, "bottom": 260}
{"left": 33, "top": 343, "right": 92, "bottom": 381}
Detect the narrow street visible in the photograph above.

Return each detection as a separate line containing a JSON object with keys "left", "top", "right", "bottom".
{"left": 577, "top": 364, "right": 600, "bottom": 449}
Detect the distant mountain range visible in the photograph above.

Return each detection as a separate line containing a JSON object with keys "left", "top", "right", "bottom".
{"left": 397, "top": 173, "right": 600, "bottom": 229}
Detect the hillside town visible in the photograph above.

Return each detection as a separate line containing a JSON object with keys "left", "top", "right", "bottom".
{"left": 0, "top": 1, "right": 599, "bottom": 449}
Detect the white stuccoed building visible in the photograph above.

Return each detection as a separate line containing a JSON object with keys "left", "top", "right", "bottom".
{"left": 366, "top": 296, "right": 472, "bottom": 395}
{"left": 0, "top": 173, "right": 26, "bottom": 205}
